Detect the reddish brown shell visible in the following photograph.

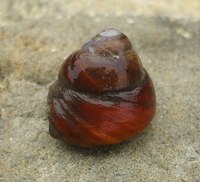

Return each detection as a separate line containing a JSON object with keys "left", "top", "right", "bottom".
{"left": 48, "top": 28, "right": 156, "bottom": 147}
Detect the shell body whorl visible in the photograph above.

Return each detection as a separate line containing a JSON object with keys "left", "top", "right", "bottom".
{"left": 48, "top": 28, "right": 156, "bottom": 147}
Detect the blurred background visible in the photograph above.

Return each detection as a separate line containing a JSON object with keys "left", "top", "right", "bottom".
{"left": 1, "top": 0, "right": 200, "bottom": 25}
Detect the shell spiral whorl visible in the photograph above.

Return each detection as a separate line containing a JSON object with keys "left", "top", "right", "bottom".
{"left": 48, "top": 28, "right": 156, "bottom": 147}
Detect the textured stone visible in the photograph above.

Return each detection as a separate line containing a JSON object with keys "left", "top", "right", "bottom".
{"left": 0, "top": 2, "right": 200, "bottom": 182}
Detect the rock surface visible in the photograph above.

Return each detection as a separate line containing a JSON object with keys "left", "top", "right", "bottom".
{"left": 0, "top": 1, "right": 200, "bottom": 182}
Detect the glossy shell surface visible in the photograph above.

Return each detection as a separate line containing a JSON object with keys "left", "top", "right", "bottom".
{"left": 48, "top": 28, "right": 156, "bottom": 147}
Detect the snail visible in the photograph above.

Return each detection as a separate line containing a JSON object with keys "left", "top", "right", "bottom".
{"left": 47, "top": 28, "right": 156, "bottom": 147}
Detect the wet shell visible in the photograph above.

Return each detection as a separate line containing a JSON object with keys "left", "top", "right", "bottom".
{"left": 48, "top": 28, "right": 156, "bottom": 147}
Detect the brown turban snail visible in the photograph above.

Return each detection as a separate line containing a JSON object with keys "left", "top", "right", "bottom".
{"left": 47, "top": 28, "right": 156, "bottom": 147}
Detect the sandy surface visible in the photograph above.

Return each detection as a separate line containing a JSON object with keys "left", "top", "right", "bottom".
{"left": 1, "top": 0, "right": 200, "bottom": 25}
{"left": 0, "top": 1, "right": 200, "bottom": 182}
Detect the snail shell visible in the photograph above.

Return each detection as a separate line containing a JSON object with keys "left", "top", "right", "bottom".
{"left": 48, "top": 28, "right": 156, "bottom": 147}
